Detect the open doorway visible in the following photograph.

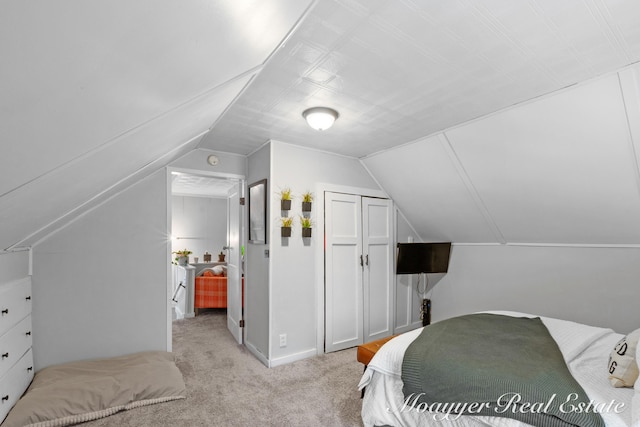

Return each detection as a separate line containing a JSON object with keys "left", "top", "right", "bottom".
{"left": 168, "top": 169, "right": 245, "bottom": 345}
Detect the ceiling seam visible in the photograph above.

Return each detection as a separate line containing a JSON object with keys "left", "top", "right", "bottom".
{"left": 462, "top": 0, "right": 561, "bottom": 86}
{"left": 528, "top": 0, "right": 597, "bottom": 78}
{"left": 438, "top": 133, "right": 506, "bottom": 245}
{"left": 616, "top": 68, "right": 640, "bottom": 203}
{"left": 0, "top": 67, "right": 260, "bottom": 201}
{"left": 586, "top": 0, "right": 631, "bottom": 63}
{"left": 8, "top": 130, "right": 207, "bottom": 251}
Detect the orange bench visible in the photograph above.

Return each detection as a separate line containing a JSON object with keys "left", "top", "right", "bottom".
{"left": 357, "top": 335, "right": 398, "bottom": 366}
{"left": 357, "top": 335, "right": 398, "bottom": 398}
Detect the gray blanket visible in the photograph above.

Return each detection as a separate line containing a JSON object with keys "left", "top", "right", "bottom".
{"left": 401, "top": 313, "right": 605, "bottom": 427}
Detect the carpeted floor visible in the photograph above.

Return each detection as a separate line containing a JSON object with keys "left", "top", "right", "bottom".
{"left": 83, "top": 309, "right": 365, "bottom": 426}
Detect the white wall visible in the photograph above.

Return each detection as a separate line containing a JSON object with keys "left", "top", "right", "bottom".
{"left": 244, "top": 144, "right": 270, "bottom": 365}
{"left": 171, "top": 195, "right": 227, "bottom": 262}
{"left": 170, "top": 148, "right": 247, "bottom": 177}
{"left": 269, "top": 141, "right": 381, "bottom": 365}
{"left": 362, "top": 64, "right": 640, "bottom": 334}
{"left": 394, "top": 211, "right": 423, "bottom": 334}
{"left": 430, "top": 245, "right": 640, "bottom": 334}
{"left": 32, "top": 170, "right": 168, "bottom": 369}
{"left": 0, "top": 251, "right": 30, "bottom": 283}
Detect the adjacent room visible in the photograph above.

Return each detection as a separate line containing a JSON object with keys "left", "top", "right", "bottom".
{"left": 2, "top": 1, "right": 640, "bottom": 426}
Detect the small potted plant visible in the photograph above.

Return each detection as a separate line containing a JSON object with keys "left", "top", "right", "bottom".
{"left": 218, "top": 251, "right": 226, "bottom": 262}
{"left": 300, "top": 216, "right": 313, "bottom": 237}
{"left": 172, "top": 249, "right": 192, "bottom": 266}
{"left": 301, "top": 191, "right": 313, "bottom": 212}
{"left": 278, "top": 187, "right": 292, "bottom": 211}
{"left": 280, "top": 217, "right": 294, "bottom": 237}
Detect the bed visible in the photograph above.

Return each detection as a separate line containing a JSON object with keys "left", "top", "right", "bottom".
{"left": 359, "top": 311, "right": 639, "bottom": 427}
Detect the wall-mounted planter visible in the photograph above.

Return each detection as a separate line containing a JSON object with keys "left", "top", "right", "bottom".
{"left": 281, "top": 199, "right": 291, "bottom": 211}
{"left": 302, "top": 228, "right": 312, "bottom": 238}
{"left": 302, "top": 202, "right": 312, "bottom": 212}
{"left": 281, "top": 227, "right": 292, "bottom": 237}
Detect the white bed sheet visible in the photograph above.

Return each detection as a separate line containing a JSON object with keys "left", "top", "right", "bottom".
{"left": 359, "top": 311, "right": 636, "bottom": 427}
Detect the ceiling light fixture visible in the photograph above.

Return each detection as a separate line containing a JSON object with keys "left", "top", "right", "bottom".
{"left": 302, "top": 107, "right": 339, "bottom": 131}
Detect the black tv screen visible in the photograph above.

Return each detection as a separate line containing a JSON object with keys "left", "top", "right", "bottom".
{"left": 396, "top": 242, "right": 451, "bottom": 274}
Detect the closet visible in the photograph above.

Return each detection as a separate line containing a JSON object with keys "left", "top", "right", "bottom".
{"left": 325, "top": 192, "right": 394, "bottom": 353}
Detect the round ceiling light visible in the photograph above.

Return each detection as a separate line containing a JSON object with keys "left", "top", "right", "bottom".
{"left": 207, "top": 155, "right": 219, "bottom": 166}
{"left": 302, "top": 107, "right": 339, "bottom": 131}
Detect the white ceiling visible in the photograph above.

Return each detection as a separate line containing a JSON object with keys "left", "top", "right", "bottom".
{"left": 4, "top": 0, "right": 640, "bottom": 249}
{"left": 171, "top": 172, "right": 236, "bottom": 198}
{"left": 200, "top": 0, "right": 640, "bottom": 158}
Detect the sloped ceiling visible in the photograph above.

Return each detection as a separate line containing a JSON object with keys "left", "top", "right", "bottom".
{"left": 0, "top": 0, "right": 313, "bottom": 250}
{"left": 363, "top": 66, "right": 640, "bottom": 244}
{"left": 200, "top": 0, "right": 640, "bottom": 158}
{"left": 4, "top": 0, "right": 640, "bottom": 250}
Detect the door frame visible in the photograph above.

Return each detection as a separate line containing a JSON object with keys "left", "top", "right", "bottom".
{"left": 313, "top": 183, "right": 390, "bottom": 355}
{"left": 166, "top": 167, "right": 246, "bottom": 352}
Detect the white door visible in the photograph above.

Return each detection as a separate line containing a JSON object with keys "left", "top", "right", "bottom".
{"left": 226, "top": 181, "right": 243, "bottom": 344}
{"left": 362, "top": 197, "right": 394, "bottom": 342}
{"left": 325, "top": 192, "right": 363, "bottom": 352}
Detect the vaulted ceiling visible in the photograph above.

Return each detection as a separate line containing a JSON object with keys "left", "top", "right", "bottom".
{"left": 3, "top": 0, "right": 640, "bottom": 250}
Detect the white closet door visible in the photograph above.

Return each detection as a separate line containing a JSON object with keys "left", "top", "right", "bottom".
{"left": 226, "top": 181, "right": 243, "bottom": 345}
{"left": 325, "top": 192, "right": 363, "bottom": 352}
{"left": 362, "top": 197, "right": 394, "bottom": 342}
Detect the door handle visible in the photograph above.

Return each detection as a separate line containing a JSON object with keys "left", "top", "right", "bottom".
{"left": 365, "top": 254, "right": 369, "bottom": 266}
{"left": 359, "top": 255, "right": 363, "bottom": 267}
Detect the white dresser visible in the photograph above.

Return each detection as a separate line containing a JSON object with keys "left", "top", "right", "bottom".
{"left": 0, "top": 277, "right": 34, "bottom": 424}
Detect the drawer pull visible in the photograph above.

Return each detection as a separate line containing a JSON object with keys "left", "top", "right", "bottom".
{"left": 25, "top": 296, "right": 31, "bottom": 301}
{"left": 2, "top": 395, "right": 8, "bottom": 402}
{"left": 25, "top": 331, "right": 31, "bottom": 336}
{"left": 1, "top": 309, "right": 7, "bottom": 315}
{"left": 1, "top": 353, "right": 8, "bottom": 359}
{"left": 27, "top": 366, "right": 33, "bottom": 372}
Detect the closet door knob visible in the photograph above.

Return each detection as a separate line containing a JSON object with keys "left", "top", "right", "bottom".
{"left": 1, "top": 309, "right": 7, "bottom": 315}
{"left": 2, "top": 395, "right": 8, "bottom": 402}
{"left": 25, "top": 296, "right": 31, "bottom": 301}
{"left": 27, "top": 367, "right": 33, "bottom": 372}
{"left": 1, "top": 353, "right": 8, "bottom": 359}
{"left": 25, "top": 331, "right": 31, "bottom": 336}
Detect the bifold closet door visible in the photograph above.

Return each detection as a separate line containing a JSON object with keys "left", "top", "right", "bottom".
{"left": 325, "top": 192, "right": 363, "bottom": 353}
{"left": 362, "top": 197, "right": 394, "bottom": 343}
{"left": 325, "top": 193, "right": 393, "bottom": 353}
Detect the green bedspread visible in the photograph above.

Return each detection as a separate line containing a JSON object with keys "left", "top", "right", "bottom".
{"left": 401, "top": 313, "right": 605, "bottom": 427}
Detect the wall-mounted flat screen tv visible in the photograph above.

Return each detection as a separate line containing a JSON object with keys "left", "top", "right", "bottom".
{"left": 396, "top": 242, "right": 451, "bottom": 274}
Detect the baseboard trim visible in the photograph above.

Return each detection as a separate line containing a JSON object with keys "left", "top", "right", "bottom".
{"left": 269, "top": 348, "right": 316, "bottom": 368}
{"left": 245, "top": 341, "right": 269, "bottom": 367}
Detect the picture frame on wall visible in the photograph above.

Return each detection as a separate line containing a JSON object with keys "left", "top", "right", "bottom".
{"left": 248, "top": 179, "right": 267, "bottom": 244}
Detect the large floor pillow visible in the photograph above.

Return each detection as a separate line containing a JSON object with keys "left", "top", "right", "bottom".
{"left": 2, "top": 351, "right": 186, "bottom": 427}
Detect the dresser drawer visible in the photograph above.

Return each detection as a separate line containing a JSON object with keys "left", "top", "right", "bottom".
{"left": 0, "top": 316, "right": 32, "bottom": 379}
{"left": 0, "top": 349, "right": 34, "bottom": 424}
{"left": 0, "top": 279, "right": 32, "bottom": 337}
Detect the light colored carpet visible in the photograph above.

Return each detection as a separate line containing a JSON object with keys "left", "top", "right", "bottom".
{"left": 83, "top": 309, "right": 365, "bottom": 426}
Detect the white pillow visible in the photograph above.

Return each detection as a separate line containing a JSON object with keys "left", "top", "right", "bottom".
{"left": 633, "top": 342, "right": 640, "bottom": 427}
{"left": 608, "top": 328, "right": 640, "bottom": 387}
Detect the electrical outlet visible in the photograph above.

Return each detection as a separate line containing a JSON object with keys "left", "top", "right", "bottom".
{"left": 279, "top": 334, "right": 287, "bottom": 348}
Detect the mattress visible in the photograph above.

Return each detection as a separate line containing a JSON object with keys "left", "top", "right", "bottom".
{"left": 359, "top": 311, "right": 637, "bottom": 427}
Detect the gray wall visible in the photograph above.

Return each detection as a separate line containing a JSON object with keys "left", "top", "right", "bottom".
{"left": 171, "top": 195, "right": 228, "bottom": 262}
{"left": 32, "top": 170, "right": 168, "bottom": 369}
{"left": 244, "top": 144, "right": 271, "bottom": 364}
{"left": 362, "top": 66, "right": 640, "bottom": 334}
{"left": 269, "top": 141, "right": 382, "bottom": 365}
{"left": 429, "top": 245, "right": 640, "bottom": 334}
